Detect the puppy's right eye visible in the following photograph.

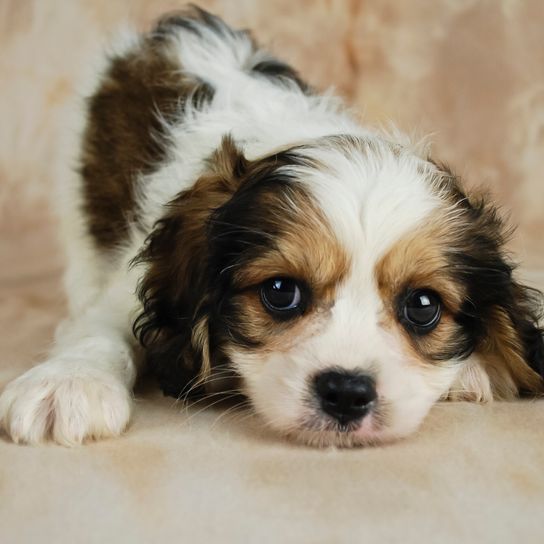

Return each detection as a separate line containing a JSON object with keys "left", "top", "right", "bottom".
{"left": 260, "top": 277, "right": 305, "bottom": 318}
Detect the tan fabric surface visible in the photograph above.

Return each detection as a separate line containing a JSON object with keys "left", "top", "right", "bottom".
{"left": 1, "top": 1, "right": 544, "bottom": 542}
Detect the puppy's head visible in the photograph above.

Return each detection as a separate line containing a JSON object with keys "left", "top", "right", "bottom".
{"left": 135, "top": 134, "right": 544, "bottom": 447}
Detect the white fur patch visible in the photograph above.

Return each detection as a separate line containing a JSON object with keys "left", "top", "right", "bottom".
{"left": 0, "top": 357, "right": 132, "bottom": 446}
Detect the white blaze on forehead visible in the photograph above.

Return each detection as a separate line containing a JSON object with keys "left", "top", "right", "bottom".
{"left": 283, "top": 137, "right": 445, "bottom": 371}
{"left": 293, "top": 140, "right": 441, "bottom": 266}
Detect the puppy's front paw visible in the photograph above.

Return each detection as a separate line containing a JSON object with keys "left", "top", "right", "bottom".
{"left": 0, "top": 362, "right": 132, "bottom": 446}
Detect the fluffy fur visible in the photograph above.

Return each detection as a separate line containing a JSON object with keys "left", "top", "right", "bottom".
{"left": 1, "top": 6, "right": 542, "bottom": 447}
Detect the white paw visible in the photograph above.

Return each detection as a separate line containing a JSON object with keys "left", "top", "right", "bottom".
{"left": 0, "top": 361, "right": 132, "bottom": 446}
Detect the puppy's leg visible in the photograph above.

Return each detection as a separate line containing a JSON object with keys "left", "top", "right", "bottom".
{"left": 0, "top": 271, "right": 139, "bottom": 446}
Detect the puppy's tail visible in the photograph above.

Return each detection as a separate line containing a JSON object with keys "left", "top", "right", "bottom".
{"left": 152, "top": 6, "right": 308, "bottom": 93}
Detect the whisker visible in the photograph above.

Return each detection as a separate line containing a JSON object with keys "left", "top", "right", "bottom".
{"left": 209, "top": 400, "right": 253, "bottom": 430}
{"left": 182, "top": 391, "right": 245, "bottom": 425}
{"left": 177, "top": 387, "right": 244, "bottom": 418}
{"left": 171, "top": 368, "right": 236, "bottom": 406}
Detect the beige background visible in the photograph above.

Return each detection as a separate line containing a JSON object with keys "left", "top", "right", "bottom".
{"left": 1, "top": 1, "right": 543, "bottom": 542}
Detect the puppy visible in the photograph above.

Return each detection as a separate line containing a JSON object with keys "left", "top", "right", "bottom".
{"left": 1, "top": 7, "right": 543, "bottom": 447}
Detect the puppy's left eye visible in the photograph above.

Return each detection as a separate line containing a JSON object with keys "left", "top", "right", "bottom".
{"left": 260, "top": 277, "right": 304, "bottom": 317}
{"left": 402, "top": 289, "right": 442, "bottom": 333}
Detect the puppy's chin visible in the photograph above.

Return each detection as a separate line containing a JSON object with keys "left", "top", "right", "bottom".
{"left": 287, "top": 414, "right": 389, "bottom": 449}
{"left": 268, "top": 414, "right": 414, "bottom": 449}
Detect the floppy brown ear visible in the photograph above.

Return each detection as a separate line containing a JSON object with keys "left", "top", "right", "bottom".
{"left": 133, "top": 136, "right": 248, "bottom": 398}
{"left": 476, "top": 281, "right": 544, "bottom": 399}
{"left": 441, "top": 182, "right": 544, "bottom": 400}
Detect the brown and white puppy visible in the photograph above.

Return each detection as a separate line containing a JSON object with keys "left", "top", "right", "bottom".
{"left": 1, "top": 7, "right": 542, "bottom": 447}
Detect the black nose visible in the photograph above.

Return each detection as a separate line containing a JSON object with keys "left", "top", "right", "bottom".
{"left": 314, "top": 370, "right": 377, "bottom": 425}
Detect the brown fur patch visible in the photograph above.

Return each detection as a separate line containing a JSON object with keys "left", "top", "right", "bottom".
{"left": 224, "top": 184, "right": 349, "bottom": 352}
{"left": 132, "top": 136, "right": 249, "bottom": 397}
{"left": 478, "top": 306, "right": 543, "bottom": 399}
{"left": 230, "top": 198, "right": 348, "bottom": 294}
{"left": 375, "top": 214, "right": 466, "bottom": 363}
{"left": 80, "top": 25, "right": 213, "bottom": 249}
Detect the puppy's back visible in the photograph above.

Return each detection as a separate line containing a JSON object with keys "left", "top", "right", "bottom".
{"left": 79, "top": 6, "right": 308, "bottom": 251}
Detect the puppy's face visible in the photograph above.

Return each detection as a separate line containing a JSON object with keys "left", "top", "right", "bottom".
{"left": 136, "top": 135, "right": 544, "bottom": 447}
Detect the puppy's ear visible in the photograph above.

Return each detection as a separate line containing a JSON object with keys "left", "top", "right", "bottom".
{"left": 477, "top": 281, "right": 544, "bottom": 398}
{"left": 450, "top": 284, "right": 544, "bottom": 401}
{"left": 443, "top": 182, "right": 544, "bottom": 400}
{"left": 133, "top": 136, "right": 247, "bottom": 397}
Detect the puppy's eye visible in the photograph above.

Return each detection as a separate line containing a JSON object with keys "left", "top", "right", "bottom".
{"left": 260, "top": 277, "right": 304, "bottom": 317}
{"left": 402, "top": 289, "right": 441, "bottom": 333}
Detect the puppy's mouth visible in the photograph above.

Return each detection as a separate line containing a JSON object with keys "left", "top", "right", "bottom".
{"left": 287, "top": 398, "right": 391, "bottom": 447}
{"left": 283, "top": 410, "right": 388, "bottom": 448}
{"left": 300, "top": 402, "right": 378, "bottom": 433}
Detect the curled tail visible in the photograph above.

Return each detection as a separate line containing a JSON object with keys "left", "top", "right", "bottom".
{"left": 152, "top": 5, "right": 309, "bottom": 92}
